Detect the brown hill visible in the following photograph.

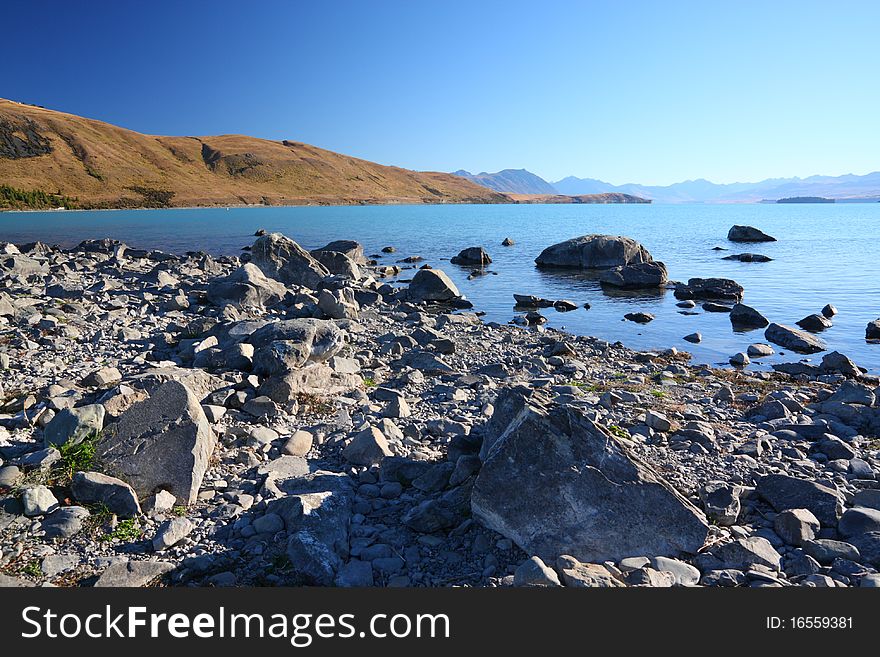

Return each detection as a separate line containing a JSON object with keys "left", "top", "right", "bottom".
{"left": 0, "top": 99, "right": 508, "bottom": 209}
{"left": 508, "top": 192, "right": 651, "bottom": 204}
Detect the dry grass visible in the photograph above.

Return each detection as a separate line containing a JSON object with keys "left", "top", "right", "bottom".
{"left": 0, "top": 99, "right": 509, "bottom": 209}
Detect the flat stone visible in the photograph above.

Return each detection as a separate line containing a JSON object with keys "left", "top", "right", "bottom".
{"left": 71, "top": 471, "right": 141, "bottom": 518}
{"left": 94, "top": 560, "right": 175, "bottom": 587}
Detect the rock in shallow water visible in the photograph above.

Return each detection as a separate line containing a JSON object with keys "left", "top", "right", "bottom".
{"left": 407, "top": 268, "right": 461, "bottom": 302}
{"left": 727, "top": 225, "right": 776, "bottom": 242}
{"left": 674, "top": 278, "right": 744, "bottom": 302}
{"left": 764, "top": 323, "right": 827, "bottom": 354}
{"left": 598, "top": 261, "right": 668, "bottom": 288}
{"left": 535, "top": 234, "right": 653, "bottom": 270}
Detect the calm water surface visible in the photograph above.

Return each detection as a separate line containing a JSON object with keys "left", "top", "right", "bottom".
{"left": 1, "top": 203, "right": 878, "bottom": 373}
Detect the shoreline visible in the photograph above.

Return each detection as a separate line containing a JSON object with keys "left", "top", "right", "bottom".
{"left": 0, "top": 233, "right": 879, "bottom": 589}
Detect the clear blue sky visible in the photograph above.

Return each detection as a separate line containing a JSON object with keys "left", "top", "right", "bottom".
{"left": 3, "top": 0, "right": 878, "bottom": 185}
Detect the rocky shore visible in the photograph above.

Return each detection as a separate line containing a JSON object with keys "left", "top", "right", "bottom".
{"left": 0, "top": 231, "right": 879, "bottom": 589}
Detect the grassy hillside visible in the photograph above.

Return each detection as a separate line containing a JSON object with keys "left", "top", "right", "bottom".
{"left": 0, "top": 99, "right": 508, "bottom": 209}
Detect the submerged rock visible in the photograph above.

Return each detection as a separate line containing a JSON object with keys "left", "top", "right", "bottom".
{"left": 722, "top": 253, "right": 772, "bottom": 262}
{"left": 674, "top": 278, "right": 744, "bottom": 302}
{"left": 624, "top": 312, "right": 655, "bottom": 324}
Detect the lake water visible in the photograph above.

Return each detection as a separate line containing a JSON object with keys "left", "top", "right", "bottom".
{"left": 2, "top": 203, "right": 878, "bottom": 373}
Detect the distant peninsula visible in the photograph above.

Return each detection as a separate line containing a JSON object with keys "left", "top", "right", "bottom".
{"left": 508, "top": 192, "right": 651, "bottom": 204}
{"left": 776, "top": 196, "right": 835, "bottom": 203}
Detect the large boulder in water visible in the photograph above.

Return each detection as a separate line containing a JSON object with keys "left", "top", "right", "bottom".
{"left": 674, "top": 278, "right": 744, "bottom": 302}
{"left": 97, "top": 381, "right": 217, "bottom": 504}
{"left": 598, "top": 261, "right": 668, "bottom": 288}
{"left": 407, "top": 268, "right": 461, "bottom": 302}
{"left": 535, "top": 234, "right": 653, "bottom": 270}
{"left": 251, "top": 233, "right": 329, "bottom": 289}
{"left": 206, "top": 262, "right": 288, "bottom": 308}
{"left": 764, "top": 323, "right": 826, "bottom": 354}
{"left": 451, "top": 246, "right": 492, "bottom": 266}
{"left": 727, "top": 225, "right": 776, "bottom": 242}
{"left": 866, "top": 318, "right": 880, "bottom": 341}
{"left": 471, "top": 390, "right": 709, "bottom": 564}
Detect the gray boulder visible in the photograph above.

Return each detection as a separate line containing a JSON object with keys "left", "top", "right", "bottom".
{"left": 71, "top": 471, "right": 141, "bottom": 518}
{"left": 310, "top": 250, "right": 361, "bottom": 279}
{"left": 407, "top": 268, "right": 461, "bottom": 302}
{"left": 311, "top": 239, "right": 366, "bottom": 265}
{"left": 471, "top": 396, "right": 708, "bottom": 564}
{"left": 343, "top": 427, "right": 392, "bottom": 466}
{"left": 867, "top": 319, "right": 880, "bottom": 341}
{"left": 153, "top": 517, "right": 194, "bottom": 550}
{"left": 206, "top": 263, "right": 288, "bottom": 308}
{"left": 269, "top": 471, "right": 354, "bottom": 585}
{"left": 250, "top": 232, "right": 329, "bottom": 289}
{"left": 774, "top": 508, "right": 820, "bottom": 546}
{"left": 838, "top": 507, "right": 880, "bottom": 538}
{"left": 43, "top": 404, "right": 105, "bottom": 447}
{"left": 756, "top": 474, "right": 843, "bottom": 526}
{"left": 97, "top": 381, "right": 217, "bottom": 504}
{"left": 249, "top": 319, "right": 346, "bottom": 375}
{"left": 727, "top": 225, "right": 776, "bottom": 242}
{"left": 317, "top": 288, "right": 359, "bottom": 320}
{"left": 535, "top": 234, "right": 653, "bottom": 270}
{"left": 598, "top": 261, "right": 668, "bottom": 288}
{"left": 764, "top": 323, "right": 827, "bottom": 354}
{"left": 820, "top": 351, "right": 862, "bottom": 377}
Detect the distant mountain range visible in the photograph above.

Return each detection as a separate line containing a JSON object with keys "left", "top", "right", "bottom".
{"left": 453, "top": 168, "right": 880, "bottom": 203}
{"left": 451, "top": 169, "right": 557, "bottom": 195}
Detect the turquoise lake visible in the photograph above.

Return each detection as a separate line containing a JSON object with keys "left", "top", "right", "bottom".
{"left": 2, "top": 202, "right": 878, "bottom": 373}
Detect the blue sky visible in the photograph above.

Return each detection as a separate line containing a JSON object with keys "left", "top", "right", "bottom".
{"left": 3, "top": 0, "right": 878, "bottom": 185}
